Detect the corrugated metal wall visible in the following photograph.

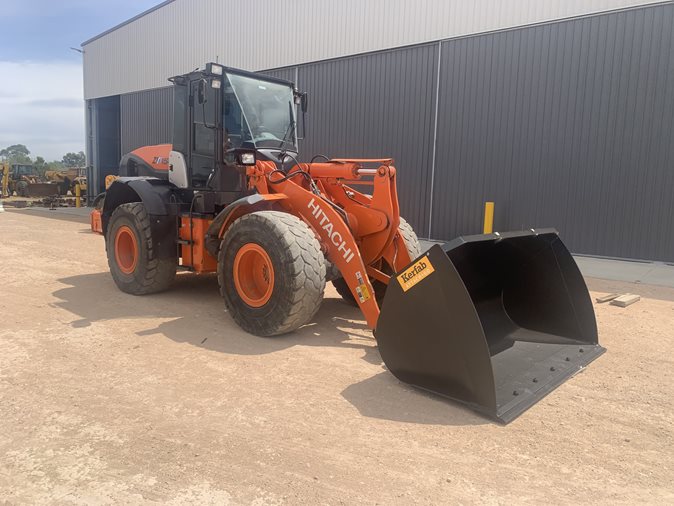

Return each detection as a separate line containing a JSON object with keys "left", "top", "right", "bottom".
{"left": 429, "top": 2, "right": 674, "bottom": 260}
{"left": 116, "top": 3, "right": 674, "bottom": 261}
{"left": 120, "top": 87, "right": 173, "bottom": 154}
{"left": 295, "top": 46, "right": 440, "bottom": 235}
{"left": 86, "top": 96, "right": 121, "bottom": 196}
{"left": 82, "top": 0, "right": 669, "bottom": 99}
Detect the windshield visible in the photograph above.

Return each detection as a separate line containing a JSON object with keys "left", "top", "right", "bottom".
{"left": 223, "top": 72, "right": 297, "bottom": 150}
{"left": 14, "top": 165, "right": 37, "bottom": 176}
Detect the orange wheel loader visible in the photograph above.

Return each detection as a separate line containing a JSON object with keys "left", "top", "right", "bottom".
{"left": 91, "top": 63, "right": 604, "bottom": 423}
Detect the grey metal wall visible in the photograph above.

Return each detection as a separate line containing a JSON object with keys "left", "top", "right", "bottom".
{"left": 114, "top": 3, "right": 674, "bottom": 261}
{"left": 294, "top": 47, "right": 440, "bottom": 236}
{"left": 430, "top": 2, "right": 674, "bottom": 261}
{"left": 86, "top": 95, "right": 120, "bottom": 196}
{"left": 272, "top": 2, "right": 674, "bottom": 261}
{"left": 81, "top": 0, "right": 669, "bottom": 99}
{"left": 120, "top": 87, "right": 173, "bottom": 155}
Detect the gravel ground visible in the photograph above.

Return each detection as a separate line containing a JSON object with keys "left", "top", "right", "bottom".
{"left": 0, "top": 209, "right": 672, "bottom": 505}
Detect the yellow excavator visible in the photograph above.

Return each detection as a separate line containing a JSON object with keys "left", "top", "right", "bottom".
{"left": 1, "top": 163, "right": 9, "bottom": 198}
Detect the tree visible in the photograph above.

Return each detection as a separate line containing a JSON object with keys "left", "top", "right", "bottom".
{"left": 0, "top": 144, "right": 32, "bottom": 164}
{"left": 46, "top": 161, "right": 65, "bottom": 171}
{"left": 34, "top": 156, "right": 47, "bottom": 176}
{"left": 62, "top": 151, "right": 86, "bottom": 167}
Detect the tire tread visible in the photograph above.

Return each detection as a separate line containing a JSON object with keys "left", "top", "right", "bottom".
{"left": 218, "top": 211, "right": 325, "bottom": 336}
{"left": 107, "top": 202, "right": 176, "bottom": 295}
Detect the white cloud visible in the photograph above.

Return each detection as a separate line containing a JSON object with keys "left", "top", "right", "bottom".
{"left": 0, "top": 60, "right": 84, "bottom": 161}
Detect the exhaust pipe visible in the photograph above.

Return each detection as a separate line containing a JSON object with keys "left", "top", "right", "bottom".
{"left": 376, "top": 229, "right": 605, "bottom": 424}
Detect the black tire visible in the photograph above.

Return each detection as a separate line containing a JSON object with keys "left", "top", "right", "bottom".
{"left": 332, "top": 217, "right": 421, "bottom": 305}
{"left": 332, "top": 274, "right": 390, "bottom": 306}
{"left": 397, "top": 216, "right": 422, "bottom": 259}
{"left": 218, "top": 211, "right": 326, "bottom": 336}
{"left": 106, "top": 202, "right": 177, "bottom": 295}
{"left": 17, "top": 181, "right": 28, "bottom": 197}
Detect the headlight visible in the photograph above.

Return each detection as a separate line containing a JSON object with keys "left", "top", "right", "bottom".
{"left": 239, "top": 152, "right": 255, "bottom": 165}
{"left": 211, "top": 79, "right": 221, "bottom": 89}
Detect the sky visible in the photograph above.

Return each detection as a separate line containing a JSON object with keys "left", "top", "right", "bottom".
{"left": 0, "top": 0, "right": 161, "bottom": 161}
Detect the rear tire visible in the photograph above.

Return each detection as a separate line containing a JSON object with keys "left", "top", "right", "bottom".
{"left": 106, "top": 202, "right": 177, "bottom": 295}
{"left": 332, "top": 217, "right": 421, "bottom": 305}
{"left": 218, "top": 211, "right": 326, "bottom": 336}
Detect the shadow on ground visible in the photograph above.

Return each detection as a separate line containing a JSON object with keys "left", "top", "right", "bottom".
{"left": 52, "top": 271, "right": 374, "bottom": 356}
{"left": 6, "top": 208, "right": 91, "bottom": 225}
{"left": 342, "top": 372, "right": 486, "bottom": 426}
{"left": 52, "top": 270, "right": 486, "bottom": 426}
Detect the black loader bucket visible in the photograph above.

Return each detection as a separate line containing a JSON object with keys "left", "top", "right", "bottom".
{"left": 26, "top": 182, "right": 59, "bottom": 197}
{"left": 376, "top": 228, "right": 605, "bottom": 424}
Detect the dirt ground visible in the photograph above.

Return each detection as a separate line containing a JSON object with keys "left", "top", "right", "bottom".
{"left": 0, "top": 210, "right": 672, "bottom": 505}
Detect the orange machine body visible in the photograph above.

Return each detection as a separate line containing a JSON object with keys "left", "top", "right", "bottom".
{"left": 180, "top": 215, "right": 218, "bottom": 273}
{"left": 129, "top": 144, "right": 171, "bottom": 172}
{"left": 90, "top": 208, "right": 103, "bottom": 234}
{"left": 91, "top": 157, "right": 412, "bottom": 329}
{"left": 243, "top": 158, "right": 412, "bottom": 329}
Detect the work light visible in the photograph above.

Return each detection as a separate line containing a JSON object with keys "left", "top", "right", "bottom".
{"left": 239, "top": 152, "right": 255, "bottom": 165}
{"left": 207, "top": 63, "right": 224, "bottom": 76}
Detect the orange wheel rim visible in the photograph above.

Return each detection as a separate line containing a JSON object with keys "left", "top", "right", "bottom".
{"left": 233, "top": 243, "right": 275, "bottom": 307}
{"left": 114, "top": 225, "right": 138, "bottom": 275}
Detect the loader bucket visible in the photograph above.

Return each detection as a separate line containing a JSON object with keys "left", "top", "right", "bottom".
{"left": 376, "top": 228, "right": 604, "bottom": 424}
{"left": 26, "top": 183, "right": 59, "bottom": 197}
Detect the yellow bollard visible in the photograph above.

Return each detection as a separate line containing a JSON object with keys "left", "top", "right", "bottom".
{"left": 75, "top": 183, "right": 81, "bottom": 208}
{"left": 483, "top": 201, "right": 494, "bottom": 234}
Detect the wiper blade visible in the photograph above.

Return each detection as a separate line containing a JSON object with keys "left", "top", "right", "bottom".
{"left": 277, "top": 101, "right": 296, "bottom": 149}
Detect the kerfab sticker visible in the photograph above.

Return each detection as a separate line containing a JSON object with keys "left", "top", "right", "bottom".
{"left": 397, "top": 256, "right": 435, "bottom": 292}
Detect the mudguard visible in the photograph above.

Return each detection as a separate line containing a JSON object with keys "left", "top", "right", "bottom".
{"left": 101, "top": 177, "right": 177, "bottom": 259}
{"left": 204, "top": 193, "right": 287, "bottom": 258}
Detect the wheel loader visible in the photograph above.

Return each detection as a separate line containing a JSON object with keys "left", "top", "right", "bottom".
{"left": 3, "top": 164, "right": 56, "bottom": 197}
{"left": 91, "top": 63, "right": 604, "bottom": 423}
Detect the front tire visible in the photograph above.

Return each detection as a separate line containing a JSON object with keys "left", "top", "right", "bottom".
{"left": 218, "top": 211, "right": 326, "bottom": 336}
{"left": 106, "top": 202, "right": 177, "bottom": 295}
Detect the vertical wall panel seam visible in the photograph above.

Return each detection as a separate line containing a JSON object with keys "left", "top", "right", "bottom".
{"left": 427, "top": 41, "right": 443, "bottom": 238}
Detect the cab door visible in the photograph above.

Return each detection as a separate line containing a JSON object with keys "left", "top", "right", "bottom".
{"left": 188, "top": 78, "right": 243, "bottom": 197}
{"left": 189, "top": 79, "right": 219, "bottom": 189}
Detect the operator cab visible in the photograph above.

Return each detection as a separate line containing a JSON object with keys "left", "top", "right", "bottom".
{"left": 168, "top": 63, "right": 306, "bottom": 207}
{"left": 11, "top": 164, "right": 39, "bottom": 178}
